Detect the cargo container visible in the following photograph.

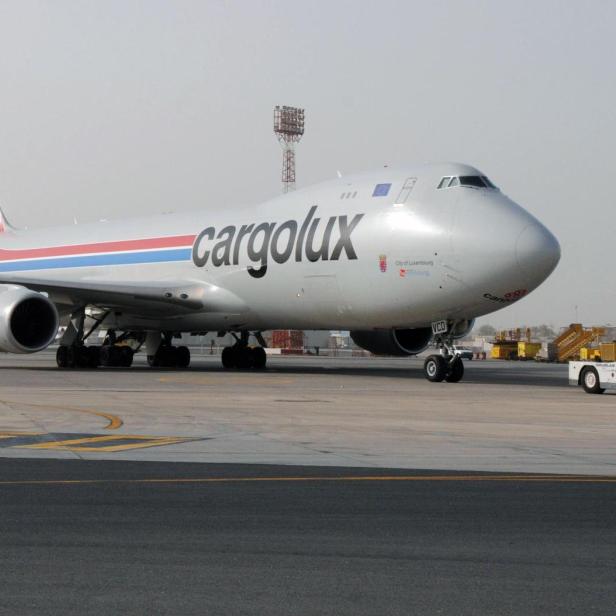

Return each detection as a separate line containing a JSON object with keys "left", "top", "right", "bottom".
{"left": 580, "top": 347, "right": 602, "bottom": 361}
{"left": 517, "top": 341, "right": 542, "bottom": 360}
{"left": 599, "top": 342, "right": 616, "bottom": 362}
{"left": 491, "top": 343, "right": 518, "bottom": 360}
{"left": 271, "top": 329, "right": 305, "bottom": 350}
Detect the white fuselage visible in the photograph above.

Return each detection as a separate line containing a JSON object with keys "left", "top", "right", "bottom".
{"left": 0, "top": 163, "right": 560, "bottom": 333}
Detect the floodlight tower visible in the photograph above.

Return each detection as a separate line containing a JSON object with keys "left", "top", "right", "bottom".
{"left": 274, "top": 105, "right": 305, "bottom": 193}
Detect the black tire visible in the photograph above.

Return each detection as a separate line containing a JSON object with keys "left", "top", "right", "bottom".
{"left": 65, "top": 346, "right": 78, "bottom": 369}
{"left": 581, "top": 368, "right": 605, "bottom": 394}
{"left": 221, "top": 346, "right": 236, "bottom": 369}
{"left": 100, "top": 345, "right": 114, "bottom": 367}
{"left": 56, "top": 346, "right": 69, "bottom": 368}
{"left": 235, "top": 347, "right": 253, "bottom": 370}
{"left": 445, "top": 357, "right": 465, "bottom": 383}
{"left": 147, "top": 354, "right": 158, "bottom": 367}
{"left": 251, "top": 347, "right": 267, "bottom": 370}
{"left": 424, "top": 355, "right": 447, "bottom": 382}
{"left": 120, "top": 346, "right": 133, "bottom": 368}
{"left": 88, "top": 345, "right": 101, "bottom": 368}
{"left": 176, "top": 346, "right": 190, "bottom": 368}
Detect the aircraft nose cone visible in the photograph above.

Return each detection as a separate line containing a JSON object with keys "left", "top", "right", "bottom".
{"left": 515, "top": 223, "right": 560, "bottom": 284}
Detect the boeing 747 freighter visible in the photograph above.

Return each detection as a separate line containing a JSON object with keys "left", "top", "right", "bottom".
{"left": 0, "top": 163, "right": 560, "bottom": 382}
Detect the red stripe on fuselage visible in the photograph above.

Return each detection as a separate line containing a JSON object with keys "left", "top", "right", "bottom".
{"left": 0, "top": 235, "right": 197, "bottom": 262}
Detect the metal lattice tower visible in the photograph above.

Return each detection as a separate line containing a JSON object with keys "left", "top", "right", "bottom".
{"left": 274, "top": 105, "right": 305, "bottom": 193}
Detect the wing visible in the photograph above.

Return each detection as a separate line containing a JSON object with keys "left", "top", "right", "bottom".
{"left": 0, "top": 274, "right": 247, "bottom": 316}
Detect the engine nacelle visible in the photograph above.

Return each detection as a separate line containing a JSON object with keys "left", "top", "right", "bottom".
{"left": 350, "top": 327, "right": 433, "bottom": 357}
{"left": 0, "top": 285, "right": 59, "bottom": 353}
{"left": 450, "top": 319, "right": 475, "bottom": 339}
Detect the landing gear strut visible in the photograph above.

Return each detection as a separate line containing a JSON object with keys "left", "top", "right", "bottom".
{"left": 146, "top": 332, "right": 191, "bottom": 368}
{"left": 221, "top": 331, "right": 267, "bottom": 370}
{"left": 423, "top": 328, "right": 465, "bottom": 383}
{"left": 56, "top": 309, "right": 138, "bottom": 369}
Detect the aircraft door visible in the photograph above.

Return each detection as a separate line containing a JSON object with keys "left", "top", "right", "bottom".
{"left": 437, "top": 187, "right": 466, "bottom": 291}
{"left": 394, "top": 177, "right": 417, "bottom": 205}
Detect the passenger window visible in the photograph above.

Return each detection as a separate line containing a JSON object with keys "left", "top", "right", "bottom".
{"left": 437, "top": 177, "right": 451, "bottom": 189}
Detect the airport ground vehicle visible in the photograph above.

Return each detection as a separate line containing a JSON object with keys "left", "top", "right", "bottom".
{"left": 569, "top": 361, "right": 616, "bottom": 394}
{"left": 452, "top": 346, "right": 473, "bottom": 360}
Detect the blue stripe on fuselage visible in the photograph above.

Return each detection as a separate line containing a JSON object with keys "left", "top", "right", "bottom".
{"left": 0, "top": 248, "right": 192, "bottom": 272}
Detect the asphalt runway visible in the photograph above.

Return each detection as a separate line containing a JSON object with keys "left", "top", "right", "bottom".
{"left": 1, "top": 354, "right": 615, "bottom": 614}
{"left": 1, "top": 459, "right": 615, "bottom": 616}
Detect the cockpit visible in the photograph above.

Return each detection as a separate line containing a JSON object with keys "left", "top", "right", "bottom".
{"left": 437, "top": 175, "right": 497, "bottom": 190}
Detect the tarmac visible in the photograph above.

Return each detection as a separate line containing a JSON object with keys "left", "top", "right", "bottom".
{"left": 0, "top": 352, "right": 614, "bottom": 474}
{"left": 1, "top": 352, "right": 615, "bottom": 614}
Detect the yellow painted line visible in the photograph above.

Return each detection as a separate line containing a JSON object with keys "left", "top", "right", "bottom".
{"left": 66, "top": 437, "right": 192, "bottom": 453}
{"left": 0, "top": 474, "right": 616, "bottom": 487}
{"left": 0, "top": 431, "right": 44, "bottom": 435}
{"left": 19, "top": 434, "right": 194, "bottom": 452}
{"left": 0, "top": 432, "right": 45, "bottom": 439}
{"left": 22, "top": 435, "right": 129, "bottom": 449}
{"left": 0, "top": 399, "right": 122, "bottom": 430}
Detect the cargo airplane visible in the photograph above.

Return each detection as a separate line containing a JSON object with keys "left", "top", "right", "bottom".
{"left": 0, "top": 163, "right": 560, "bottom": 382}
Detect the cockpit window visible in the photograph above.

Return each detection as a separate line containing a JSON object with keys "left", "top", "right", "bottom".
{"left": 437, "top": 175, "right": 498, "bottom": 189}
{"left": 459, "top": 176, "right": 487, "bottom": 188}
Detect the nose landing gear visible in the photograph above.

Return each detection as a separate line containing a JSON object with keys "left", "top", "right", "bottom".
{"left": 423, "top": 354, "right": 464, "bottom": 383}
{"left": 423, "top": 326, "right": 465, "bottom": 383}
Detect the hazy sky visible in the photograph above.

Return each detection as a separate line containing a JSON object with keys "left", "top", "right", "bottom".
{"left": 0, "top": 0, "right": 614, "bottom": 328}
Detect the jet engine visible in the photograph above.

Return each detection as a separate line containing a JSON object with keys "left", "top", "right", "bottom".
{"left": 350, "top": 328, "right": 433, "bottom": 357}
{"left": 0, "top": 285, "right": 59, "bottom": 353}
{"left": 450, "top": 319, "right": 475, "bottom": 339}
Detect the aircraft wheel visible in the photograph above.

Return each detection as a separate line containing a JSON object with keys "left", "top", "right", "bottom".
{"left": 65, "top": 346, "right": 80, "bottom": 369}
{"left": 235, "top": 347, "right": 253, "bottom": 370}
{"left": 582, "top": 367, "right": 605, "bottom": 394}
{"left": 120, "top": 346, "right": 134, "bottom": 368}
{"left": 56, "top": 346, "right": 69, "bottom": 368}
{"left": 147, "top": 354, "right": 158, "bottom": 367}
{"left": 424, "top": 355, "right": 447, "bottom": 382}
{"left": 176, "top": 346, "right": 191, "bottom": 368}
{"left": 86, "top": 345, "right": 101, "bottom": 368}
{"left": 251, "top": 347, "right": 267, "bottom": 370}
{"left": 445, "top": 357, "right": 465, "bottom": 383}
{"left": 221, "top": 346, "right": 236, "bottom": 369}
{"left": 100, "top": 345, "right": 114, "bottom": 367}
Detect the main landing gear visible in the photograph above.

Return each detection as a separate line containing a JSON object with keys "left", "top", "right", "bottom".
{"left": 221, "top": 331, "right": 267, "bottom": 370}
{"left": 147, "top": 333, "right": 191, "bottom": 368}
{"left": 55, "top": 309, "right": 140, "bottom": 369}
{"left": 423, "top": 333, "right": 464, "bottom": 383}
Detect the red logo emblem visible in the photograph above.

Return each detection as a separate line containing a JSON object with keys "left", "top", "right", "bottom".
{"left": 379, "top": 255, "right": 387, "bottom": 272}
